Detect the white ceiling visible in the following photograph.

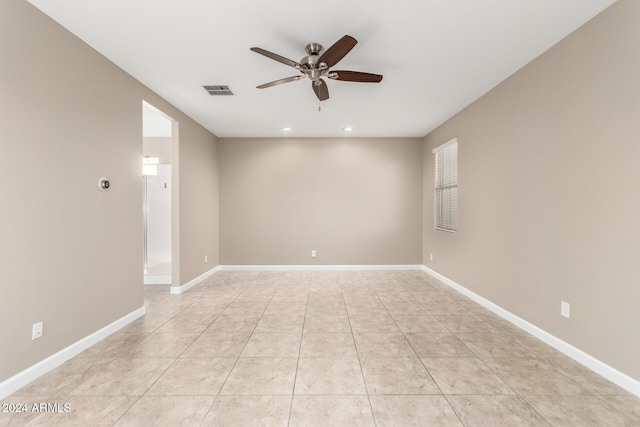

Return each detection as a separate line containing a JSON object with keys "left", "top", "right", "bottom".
{"left": 29, "top": 0, "right": 616, "bottom": 138}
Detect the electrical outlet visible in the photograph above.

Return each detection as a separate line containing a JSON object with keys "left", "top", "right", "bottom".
{"left": 430, "top": 253, "right": 433, "bottom": 261}
{"left": 311, "top": 250, "right": 317, "bottom": 258}
{"left": 32, "top": 322, "right": 43, "bottom": 340}
{"left": 561, "top": 301, "right": 570, "bottom": 318}
{"left": 204, "top": 255, "right": 208, "bottom": 263}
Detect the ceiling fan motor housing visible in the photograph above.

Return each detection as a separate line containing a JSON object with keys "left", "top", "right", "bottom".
{"left": 300, "top": 46, "right": 325, "bottom": 81}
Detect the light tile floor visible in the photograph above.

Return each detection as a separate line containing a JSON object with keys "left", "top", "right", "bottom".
{"left": 2, "top": 270, "right": 640, "bottom": 426}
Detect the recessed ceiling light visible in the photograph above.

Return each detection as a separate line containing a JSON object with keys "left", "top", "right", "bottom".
{"left": 343, "top": 127, "right": 353, "bottom": 132}
{"left": 282, "top": 127, "right": 292, "bottom": 132}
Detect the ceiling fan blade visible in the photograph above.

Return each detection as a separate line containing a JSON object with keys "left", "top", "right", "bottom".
{"left": 250, "top": 47, "right": 301, "bottom": 69}
{"left": 330, "top": 70, "right": 383, "bottom": 83}
{"left": 318, "top": 35, "right": 357, "bottom": 68}
{"left": 312, "top": 79, "right": 329, "bottom": 101}
{"left": 257, "top": 76, "right": 303, "bottom": 89}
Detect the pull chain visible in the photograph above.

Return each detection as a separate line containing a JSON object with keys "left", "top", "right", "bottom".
{"left": 318, "top": 100, "right": 321, "bottom": 112}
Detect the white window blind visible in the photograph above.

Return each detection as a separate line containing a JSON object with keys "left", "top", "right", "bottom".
{"left": 433, "top": 138, "right": 458, "bottom": 232}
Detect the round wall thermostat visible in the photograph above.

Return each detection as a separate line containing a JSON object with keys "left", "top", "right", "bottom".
{"left": 98, "top": 177, "right": 111, "bottom": 192}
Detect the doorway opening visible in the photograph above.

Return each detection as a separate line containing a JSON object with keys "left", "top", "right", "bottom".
{"left": 142, "top": 102, "right": 175, "bottom": 285}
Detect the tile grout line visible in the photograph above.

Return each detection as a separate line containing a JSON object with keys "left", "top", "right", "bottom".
{"left": 189, "top": 277, "right": 247, "bottom": 426}
{"left": 286, "top": 275, "right": 311, "bottom": 427}
{"left": 344, "top": 273, "right": 380, "bottom": 427}
{"left": 77, "top": 282, "right": 222, "bottom": 426}
{"left": 187, "top": 274, "right": 257, "bottom": 424}
{"left": 213, "top": 273, "right": 274, "bottom": 400}
{"left": 145, "top": 278, "right": 238, "bottom": 426}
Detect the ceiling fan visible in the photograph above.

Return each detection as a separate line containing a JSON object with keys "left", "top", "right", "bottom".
{"left": 250, "top": 35, "right": 383, "bottom": 102}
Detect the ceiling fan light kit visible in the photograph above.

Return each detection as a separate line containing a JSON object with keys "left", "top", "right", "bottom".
{"left": 251, "top": 35, "right": 383, "bottom": 102}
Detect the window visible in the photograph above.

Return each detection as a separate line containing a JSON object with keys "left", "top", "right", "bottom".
{"left": 433, "top": 138, "right": 458, "bottom": 232}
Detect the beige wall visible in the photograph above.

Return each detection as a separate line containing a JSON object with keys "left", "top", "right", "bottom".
{"left": 423, "top": 0, "right": 640, "bottom": 381}
{"left": 0, "top": 0, "right": 218, "bottom": 383}
{"left": 219, "top": 138, "right": 423, "bottom": 265}
{"left": 178, "top": 124, "right": 219, "bottom": 281}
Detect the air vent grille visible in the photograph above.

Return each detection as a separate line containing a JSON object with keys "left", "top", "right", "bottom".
{"left": 203, "top": 85, "right": 234, "bottom": 96}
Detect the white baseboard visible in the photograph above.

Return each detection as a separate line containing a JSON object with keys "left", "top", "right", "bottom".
{"left": 0, "top": 306, "right": 145, "bottom": 400}
{"left": 218, "top": 264, "right": 424, "bottom": 271}
{"left": 170, "top": 266, "right": 220, "bottom": 294}
{"left": 421, "top": 266, "right": 640, "bottom": 398}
